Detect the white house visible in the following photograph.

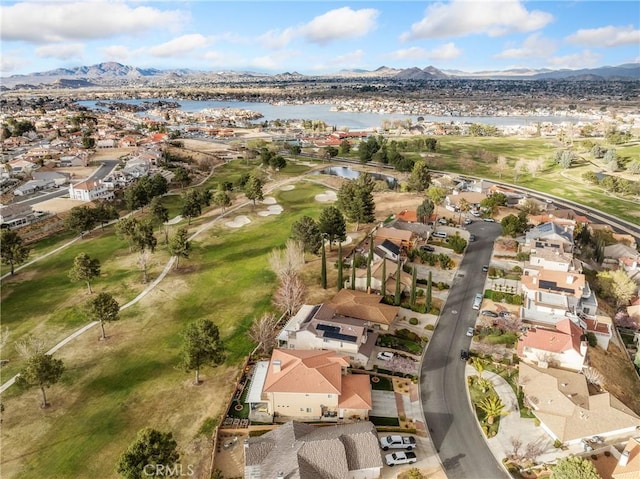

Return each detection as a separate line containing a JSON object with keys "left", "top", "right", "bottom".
{"left": 69, "top": 179, "right": 114, "bottom": 202}
{"left": 517, "top": 318, "right": 587, "bottom": 371}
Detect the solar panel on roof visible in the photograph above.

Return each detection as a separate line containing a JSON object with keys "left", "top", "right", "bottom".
{"left": 539, "top": 280, "right": 575, "bottom": 294}
{"left": 316, "top": 324, "right": 340, "bottom": 333}
{"left": 323, "top": 331, "right": 357, "bottom": 342}
{"left": 303, "top": 304, "right": 321, "bottom": 324}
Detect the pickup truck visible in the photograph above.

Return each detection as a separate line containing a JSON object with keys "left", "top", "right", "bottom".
{"left": 385, "top": 451, "right": 417, "bottom": 466}
{"left": 380, "top": 435, "right": 416, "bottom": 450}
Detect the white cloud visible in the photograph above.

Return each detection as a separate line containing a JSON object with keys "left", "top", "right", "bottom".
{"left": 401, "top": 0, "right": 553, "bottom": 41}
{"left": 148, "top": 34, "right": 211, "bottom": 58}
{"left": 300, "top": 7, "right": 378, "bottom": 44}
{"left": 101, "top": 45, "right": 133, "bottom": 63}
{"left": 1, "top": 1, "right": 188, "bottom": 43}
{"left": 248, "top": 50, "right": 300, "bottom": 71}
{"left": 547, "top": 50, "right": 601, "bottom": 69}
{"left": 0, "top": 51, "right": 30, "bottom": 75}
{"left": 330, "top": 49, "right": 365, "bottom": 66}
{"left": 390, "top": 43, "right": 461, "bottom": 61}
{"left": 565, "top": 25, "right": 640, "bottom": 48}
{"left": 495, "top": 33, "right": 556, "bottom": 59}
{"left": 258, "top": 28, "right": 296, "bottom": 49}
{"left": 35, "top": 43, "right": 84, "bottom": 61}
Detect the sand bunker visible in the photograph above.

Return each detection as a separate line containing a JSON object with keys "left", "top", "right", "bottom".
{"left": 257, "top": 205, "right": 284, "bottom": 217}
{"left": 280, "top": 185, "right": 295, "bottom": 191}
{"left": 315, "top": 190, "right": 337, "bottom": 202}
{"left": 261, "top": 196, "right": 277, "bottom": 205}
{"left": 225, "top": 215, "right": 251, "bottom": 228}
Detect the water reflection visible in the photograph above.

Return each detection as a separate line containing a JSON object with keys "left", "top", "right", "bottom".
{"left": 315, "top": 166, "right": 398, "bottom": 189}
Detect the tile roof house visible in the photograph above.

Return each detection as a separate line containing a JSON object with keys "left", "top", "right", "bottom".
{"left": 374, "top": 227, "right": 414, "bottom": 249}
{"left": 581, "top": 436, "right": 640, "bottom": 479}
{"left": 244, "top": 420, "right": 383, "bottom": 479}
{"left": 329, "top": 289, "right": 400, "bottom": 330}
{"left": 518, "top": 362, "right": 640, "bottom": 444}
{"left": 261, "top": 350, "right": 372, "bottom": 421}
{"left": 277, "top": 304, "right": 378, "bottom": 368}
{"left": 525, "top": 240, "right": 581, "bottom": 273}
{"left": 350, "top": 258, "right": 412, "bottom": 296}
{"left": 68, "top": 179, "right": 115, "bottom": 202}
{"left": 516, "top": 318, "right": 587, "bottom": 371}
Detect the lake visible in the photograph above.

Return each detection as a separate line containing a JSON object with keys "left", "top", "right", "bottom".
{"left": 76, "top": 99, "right": 582, "bottom": 130}
{"left": 314, "top": 166, "right": 398, "bottom": 189}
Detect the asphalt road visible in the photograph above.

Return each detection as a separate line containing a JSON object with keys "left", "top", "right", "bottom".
{"left": 14, "top": 160, "right": 119, "bottom": 208}
{"left": 420, "top": 220, "right": 508, "bottom": 479}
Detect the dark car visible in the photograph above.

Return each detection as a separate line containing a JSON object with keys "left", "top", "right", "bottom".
{"left": 460, "top": 349, "right": 469, "bottom": 361}
{"left": 481, "top": 310, "right": 499, "bottom": 317}
{"left": 419, "top": 245, "right": 435, "bottom": 252}
{"left": 499, "top": 311, "right": 512, "bottom": 318}
{"left": 469, "top": 234, "right": 476, "bottom": 242}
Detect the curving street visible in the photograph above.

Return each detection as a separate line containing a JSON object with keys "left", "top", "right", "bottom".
{"left": 420, "top": 220, "right": 508, "bottom": 479}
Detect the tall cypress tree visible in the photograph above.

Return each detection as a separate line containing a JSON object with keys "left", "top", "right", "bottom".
{"left": 410, "top": 266, "right": 417, "bottom": 308}
{"left": 394, "top": 258, "right": 402, "bottom": 306}
{"left": 321, "top": 240, "right": 327, "bottom": 289}
{"left": 350, "top": 257, "right": 356, "bottom": 290}
{"left": 381, "top": 258, "right": 387, "bottom": 296}
{"left": 366, "top": 235, "right": 373, "bottom": 291}
{"left": 337, "top": 242, "right": 343, "bottom": 291}
{"left": 426, "top": 271, "right": 432, "bottom": 312}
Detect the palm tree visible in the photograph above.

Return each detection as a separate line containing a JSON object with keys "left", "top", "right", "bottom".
{"left": 477, "top": 396, "right": 509, "bottom": 425}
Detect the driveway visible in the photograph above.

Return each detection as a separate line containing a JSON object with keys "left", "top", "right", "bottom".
{"left": 370, "top": 391, "right": 398, "bottom": 418}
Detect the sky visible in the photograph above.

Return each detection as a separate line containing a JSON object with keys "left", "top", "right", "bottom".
{"left": 1, "top": 0, "right": 639, "bottom": 77}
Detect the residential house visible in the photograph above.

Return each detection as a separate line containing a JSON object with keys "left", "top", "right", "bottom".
{"left": 374, "top": 226, "right": 414, "bottom": 250}
{"left": 612, "top": 436, "right": 640, "bottom": 479}
{"left": 375, "top": 239, "right": 400, "bottom": 262}
{"left": 516, "top": 318, "right": 587, "bottom": 371}
{"left": 32, "top": 171, "right": 68, "bottom": 187}
{"left": 58, "top": 155, "right": 87, "bottom": 167}
{"left": 583, "top": 315, "right": 613, "bottom": 351}
{"left": 524, "top": 240, "right": 581, "bottom": 274}
{"left": 244, "top": 420, "right": 383, "bottom": 479}
{"left": 519, "top": 362, "right": 640, "bottom": 445}
{"left": 13, "top": 179, "right": 53, "bottom": 196}
{"left": 528, "top": 209, "right": 589, "bottom": 228}
{"left": 525, "top": 222, "right": 574, "bottom": 252}
{"left": 396, "top": 209, "right": 418, "bottom": 223}
{"left": 445, "top": 191, "right": 486, "bottom": 213}
{"left": 328, "top": 289, "right": 400, "bottom": 330}
{"left": 277, "top": 304, "right": 378, "bottom": 367}
{"left": 256, "top": 349, "right": 372, "bottom": 422}
{"left": 351, "top": 258, "right": 412, "bottom": 296}
{"left": 8, "top": 158, "right": 37, "bottom": 175}
{"left": 69, "top": 179, "right": 114, "bottom": 202}
{"left": 604, "top": 244, "right": 639, "bottom": 276}
{"left": 580, "top": 436, "right": 640, "bottom": 479}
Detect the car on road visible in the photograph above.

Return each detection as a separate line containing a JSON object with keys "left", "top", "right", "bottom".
{"left": 377, "top": 351, "right": 394, "bottom": 361}
{"left": 483, "top": 218, "right": 495, "bottom": 222}
{"left": 385, "top": 451, "right": 417, "bottom": 466}
{"left": 466, "top": 327, "right": 475, "bottom": 337}
{"left": 432, "top": 231, "right": 448, "bottom": 239}
{"left": 481, "top": 310, "right": 498, "bottom": 317}
{"left": 419, "top": 245, "right": 435, "bottom": 252}
{"left": 460, "top": 349, "right": 469, "bottom": 361}
{"left": 472, "top": 293, "right": 483, "bottom": 310}
{"left": 482, "top": 265, "right": 489, "bottom": 272}
{"left": 463, "top": 218, "right": 472, "bottom": 225}
{"left": 438, "top": 218, "right": 448, "bottom": 225}
{"left": 469, "top": 234, "right": 476, "bottom": 242}
{"left": 380, "top": 435, "right": 417, "bottom": 450}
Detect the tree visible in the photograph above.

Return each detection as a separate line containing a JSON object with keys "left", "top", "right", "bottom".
{"left": 350, "top": 258, "right": 356, "bottom": 290}
{"left": 181, "top": 190, "right": 202, "bottom": 225}
{"left": 116, "top": 428, "right": 179, "bottom": 479}
{"left": 426, "top": 186, "right": 447, "bottom": 207}
{"left": 394, "top": 259, "right": 402, "bottom": 306}
{"left": 213, "top": 190, "right": 232, "bottom": 213}
{"left": 124, "top": 181, "right": 149, "bottom": 211}
{"left": 480, "top": 192, "right": 508, "bottom": 215}
{"left": 318, "top": 206, "right": 346, "bottom": 251}
{"left": 173, "top": 167, "right": 191, "bottom": 188}
{"left": 494, "top": 156, "right": 509, "bottom": 179}
{"left": 131, "top": 220, "right": 157, "bottom": 253}
{"left": 519, "top": 199, "right": 542, "bottom": 215}
{"left": 15, "top": 352, "right": 64, "bottom": 408}
{"left": 338, "top": 139, "right": 351, "bottom": 155}
{"left": 627, "top": 160, "right": 640, "bottom": 175}
{"left": 248, "top": 312, "right": 280, "bottom": 357}
{"left": 320, "top": 239, "right": 327, "bottom": 289}
{"left": 336, "top": 173, "right": 376, "bottom": 230}
{"left": 244, "top": 173, "right": 264, "bottom": 206}
{"left": 291, "top": 216, "right": 322, "bottom": 254}
{"left": 410, "top": 267, "right": 417, "bottom": 308}
{"left": 168, "top": 227, "right": 191, "bottom": 269}
{"left": 93, "top": 202, "right": 119, "bottom": 229}
{"left": 181, "top": 319, "right": 225, "bottom": 385}
{"left": 366, "top": 236, "right": 374, "bottom": 291}
{"left": 527, "top": 158, "right": 544, "bottom": 178}
{"left": 337, "top": 242, "right": 343, "bottom": 291}
{"left": 268, "top": 240, "right": 305, "bottom": 280}
{"left": 603, "top": 148, "right": 617, "bottom": 164}
{"left": 501, "top": 212, "right": 529, "bottom": 238}
{"left": 69, "top": 252, "right": 101, "bottom": 294}
{"left": 477, "top": 396, "right": 508, "bottom": 425}
{"left": 551, "top": 455, "right": 601, "bottom": 479}
{"left": 87, "top": 292, "right": 120, "bottom": 340}
{"left": 406, "top": 160, "right": 432, "bottom": 192}
{"left": 149, "top": 197, "right": 169, "bottom": 244}
{"left": 448, "top": 233, "right": 468, "bottom": 254}
{"left": 417, "top": 198, "right": 435, "bottom": 224}
{"left": 557, "top": 150, "right": 575, "bottom": 169}
{"left": 65, "top": 205, "right": 96, "bottom": 237}
{"left": 273, "top": 271, "right": 305, "bottom": 316}
{"left": 597, "top": 269, "right": 636, "bottom": 307}
{"left": 0, "top": 229, "right": 30, "bottom": 275}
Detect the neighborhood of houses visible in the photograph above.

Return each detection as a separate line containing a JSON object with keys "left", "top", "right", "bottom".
{"left": 2, "top": 99, "right": 640, "bottom": 479}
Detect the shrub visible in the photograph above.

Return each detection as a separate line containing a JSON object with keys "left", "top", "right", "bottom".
{"left": 554, "top": 439, "right": 563, "bottom": 449}
{"left": 425, "top": 324, "right": 435, "bottom": 331}
{"left": 409, "top": 317, "right": 419, "bottom": 325}
{"left": 586, "top": 332, "right": 598, "bottom": 347}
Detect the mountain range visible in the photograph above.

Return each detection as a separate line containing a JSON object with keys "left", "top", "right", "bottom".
{"left": 1, "top": 61, "right": 638, "bottom": 89}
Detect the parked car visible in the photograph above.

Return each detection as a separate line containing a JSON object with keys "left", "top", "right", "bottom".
{"left": 498, "top": 311, "right": 512, "bottom": 318}
{"left": 377, "top": 351, "right": 394, "bottom": 361}
{"left": 438, "top": 218, "right": 448, "bottom": 225}
{"left": 481, "top": 310, "right": 499, "bottom": 317}
{"left": 469, "top": 234, "right": 476, "bottom": 242}
{"left": 460, "top": 349, "right": 469, "bottom": 361}
{"left": 419, "top": 245, "right": 435, "bottom": 252}
{"left": 463, "top": 218, "right": 473, "bottom": 225}
{"left": 385, "top": 451, "right": 417, "bottom": 466}
{"left": 472, "top": 293, "right": 483, "bottom": 310}
{"left": 466, "top": 327, "right": 475, "bottom": 337}
{"left": 432, "top": 231, "right": 448, "bottom": 239}
{"left": 380, "top": 435, "right": 417, "bottom": 450}
{"left": 482, "top": 265, "right": 489, "bottom": 272}
{"left": 483, "top": 218, "right": 495, "bottom": 222}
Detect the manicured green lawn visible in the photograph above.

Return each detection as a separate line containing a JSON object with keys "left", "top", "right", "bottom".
{"left": 1, "top": 181, "right": 329, "bottom": 479}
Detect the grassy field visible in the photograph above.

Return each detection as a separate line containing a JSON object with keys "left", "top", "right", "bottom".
{"left": 0, "top": 181, "right": 330, "bottom": 479}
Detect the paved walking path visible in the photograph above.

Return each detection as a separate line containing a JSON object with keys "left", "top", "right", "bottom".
{"left": 0, "top": 173, "right": 320, "bottom": 394}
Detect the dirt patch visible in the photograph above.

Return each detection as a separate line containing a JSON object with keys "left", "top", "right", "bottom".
{"left": 31, "top": 197, "right": 87, "bottom": 214}
{"left": 56, "top": 166, "right": 97, "bottom": 180}
{"left": 90, "top": 148, "right": 134, "bottom": 161}
{"left": 587, "top": 342, "right": 640, "bottom": 415}
{"left": 373, "top": 191, "right": 424, "bottom": 220}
